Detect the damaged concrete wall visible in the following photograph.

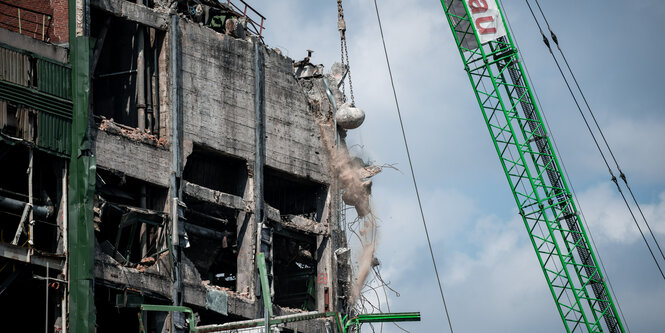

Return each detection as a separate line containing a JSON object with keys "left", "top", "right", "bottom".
{"left": 264, "top": 50, "right": 329, "bottom": 183}
{"left": 180, "top": 22, "right": 256, "bottom": 162}
{"left": 179, "top": 22, "right": 329, "bottom": 183}
{"left": 95, "top": 130, "right": 170, "bottom": 187}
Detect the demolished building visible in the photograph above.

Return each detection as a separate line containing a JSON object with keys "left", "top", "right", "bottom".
{"left": 0, "top": 0, "right": 386, "bottom": 331}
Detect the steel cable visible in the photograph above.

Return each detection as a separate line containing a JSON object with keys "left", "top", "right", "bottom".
{"left": 525, "top": 0, "right": 665, "bottom": 281}
{"left": 532, "top": 0, "right": 665, "bottom": 267}
{"left": 372, "top": 1, "right": 455, "bottom": 332}
{"left": 497, "top": 2, "right": 632, "bottom": 330}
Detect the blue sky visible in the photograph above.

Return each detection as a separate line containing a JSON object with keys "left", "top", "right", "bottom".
{"left": 251, "top": 0, "right": 665, "bottom": 331}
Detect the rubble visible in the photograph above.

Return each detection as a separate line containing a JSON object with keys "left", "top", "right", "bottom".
{"left": 99, "top": 117, "right": 168, "bottom": 147}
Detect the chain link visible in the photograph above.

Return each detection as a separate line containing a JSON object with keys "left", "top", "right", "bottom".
{"left": 340, "top": 38, "right": 346, "bottom": 99}
{"left": 337, "top": 0, "right": 354, "bottom": 105}
{"left": 343, "top": 40, "right": 355, "bottom": 105}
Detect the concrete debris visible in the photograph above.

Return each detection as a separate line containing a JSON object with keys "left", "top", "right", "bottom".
{"left": 139, "top": 256, "right": 156, "bottom": 267}
{"left": 359, "top": 164, "right": 382, "bottom": 179}
{"left": 99, "top": 117, "right": 167, "bottom": 147}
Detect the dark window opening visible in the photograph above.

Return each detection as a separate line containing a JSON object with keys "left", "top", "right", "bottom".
{"left": 91, "top": 11, "right": 163, "bottom": 136}
{"left": 95, "top": 169, "right": 168, "bottom": 266}
{"left": 183, "top": 197, "right": 238, "bottom": 291}
{"left": 94, "top": 285, "right": 169, "bottom": 333}
{"left": 183, "top": 145, "right": 248, "bottom": 197}
{"left": 0, "top": 263, "right": 63, "bottom": 332}
{"left": 264, "top": 167, "right": 327, "bottom": 222}
{"left": 273, "top": 231, "right": 317, "bottom": 311}
{"left": 0, "top": 144, "right": 64, "bottom": 253}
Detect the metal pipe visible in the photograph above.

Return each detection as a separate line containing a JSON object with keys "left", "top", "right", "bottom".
{"left": 169, "top": 15, "right": 184, "bottom": 331}
{"left": 139, "top": 304, "right": 197, "bottom": 332}
{"left": 28, "top": 148, "right": 34, "bottom": 246}
{"left": 139, "top": 184, "right": 148, "bottom": 257}
{"left": 153, "top": 34, "right": 160, "bottom": 137}
{"left": 136, "top": 18, "right": 146, "bottom": 131}
{"left": 145, "top": 28, "right": 154, "bottom": 133}
{"left": 45, "top": 262, "right": 49, "bottom": 333}
{"left": 60, "top": 165, "right": 68, "bottom": 333}
{"left": 254, "top": 40, "right": 269, "bottom": 333}
{"left": 0, "top": 194, "right": 53, "bottom": 219}
{"left": 196, "top": 311, "right": 339, "bottom": 332}
{"left": 96, "top": 69, "right": 137, "bottom": 78}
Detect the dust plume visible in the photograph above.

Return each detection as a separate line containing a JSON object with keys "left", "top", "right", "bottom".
{"left": 349, "top": 213, "right": 377, "bottom": 305}
{"left": 330, "top": 147, "right": 378, "bottom": 305}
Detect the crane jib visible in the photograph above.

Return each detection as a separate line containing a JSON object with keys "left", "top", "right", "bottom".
{"left": 449, "top": 0, "right": 507, "bottom": 48}
{"left": 439, "top": 0, "right": 626, "bottom": 332}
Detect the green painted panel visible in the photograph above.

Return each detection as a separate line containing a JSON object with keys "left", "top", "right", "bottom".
{"left": 0, "top": 80, "right": 71, "bottom": 118}
{"left": 37, "top": 59, "right": 72, "bottom": 100}
{"left": 37, "top": 111, "right": 71, "bottom": 155}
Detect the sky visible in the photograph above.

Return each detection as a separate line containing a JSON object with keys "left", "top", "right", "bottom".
{"left": 249, "top": 1, "right": 665, "bottom": 332}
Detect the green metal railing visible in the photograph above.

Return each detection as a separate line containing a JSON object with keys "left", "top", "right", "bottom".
{"left": 137, "top": 304, "right": 419, "bottom": 333}
{"left": 438, "top": 1, "right": 624, "bottom": 332}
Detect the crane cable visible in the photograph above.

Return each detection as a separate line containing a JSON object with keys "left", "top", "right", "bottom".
{"left": 524, "top": 0, "right": 665, "bottom": 281}
{"left": 497, "top": 1, "right": 631, "bottom": 330}
{"left": 531, "top": 0, "right": 665, "bottom": 266}
{"left": 337, "top": 0, "right": 355, "bottom": 105}
{"left": 372, "top": 1, "right": 455, "bottom": 332}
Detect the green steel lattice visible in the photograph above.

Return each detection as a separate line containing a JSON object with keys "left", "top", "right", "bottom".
{"left": 438, "top": 1, "right": 625, "bottom": 332}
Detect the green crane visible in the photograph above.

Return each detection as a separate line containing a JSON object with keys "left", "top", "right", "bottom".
{"left": 437, "top": 1, "right": 625, "bottom": 332}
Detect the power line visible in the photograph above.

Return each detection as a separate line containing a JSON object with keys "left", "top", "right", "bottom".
{"left": 372, "top": 1, "right": 455, "bottom": 332}
{"left": 531, "top": 0, "right": 665, "bottom": 267}
{"left": 525, "top": 0, "right": 665, "bottom": 281}
{"left": 496, "top": 2, "right": 632, "bottom": 329}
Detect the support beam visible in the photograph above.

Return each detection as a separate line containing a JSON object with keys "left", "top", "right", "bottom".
{"left": 182, "top": 181, "right": 245, "bottom": 211}
{"left": 169, "top": 14, "right": 185, "bottom": 333}
{"left": 90, "top": 16, "right": 111, "bottom": 76}
{"left": 90, "top": 0, "right": 169, "bottom": 30}
{"left": 68, "top": 0, "right": 96, "bottom": 331}
{"left": 11, "top": 202, "right": 31, "bottom": 245}
{"left": 183, "top": 222, "right": 228, "bottom": 240}
{"left": 0, "top": 242, "right": 65, "bottom": 270}
{"left": 27, "top": 148, "right": 33, "bottom": 246}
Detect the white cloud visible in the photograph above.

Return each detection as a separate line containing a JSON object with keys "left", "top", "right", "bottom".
{"left": 369, "top": 186, "right": 561, "bottom": 332}
{"left": 578, "top": 183, "right": 665, "bottom": 244}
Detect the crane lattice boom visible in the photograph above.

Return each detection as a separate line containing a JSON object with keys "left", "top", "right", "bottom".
{"left": 438, "top": 1, "right": 625, "bottom": 332}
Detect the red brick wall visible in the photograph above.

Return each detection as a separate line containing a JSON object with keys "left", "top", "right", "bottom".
{"left": 50, "top": 0, "right": 68, "bottom": 43}
{"left": 0, "top": 0, "right": 68, "bottom": 44}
